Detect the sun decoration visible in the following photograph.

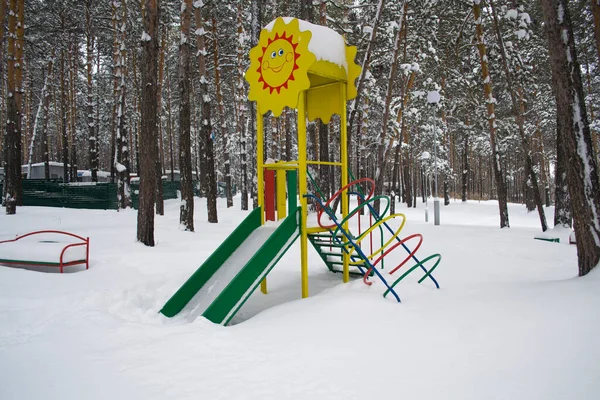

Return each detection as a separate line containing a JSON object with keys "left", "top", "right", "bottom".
{"left": 246, "top": 18, "right": 315, "bottom": 117}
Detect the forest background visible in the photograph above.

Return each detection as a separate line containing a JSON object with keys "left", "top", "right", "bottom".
{"left": 1, "top": 0, "right": 599, "bottom": 272}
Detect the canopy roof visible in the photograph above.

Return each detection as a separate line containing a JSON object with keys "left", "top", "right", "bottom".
{"left": 246, "top": 17, "right": 361, "bottom": 122}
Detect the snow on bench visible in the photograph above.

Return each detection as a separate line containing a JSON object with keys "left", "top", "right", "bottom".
{"left": 0, "top": 230, "right": 89, "bottom": 273}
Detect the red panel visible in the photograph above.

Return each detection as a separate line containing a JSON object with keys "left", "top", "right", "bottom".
{"left": 264, "top": 169, "right": 276, "bottom": 222}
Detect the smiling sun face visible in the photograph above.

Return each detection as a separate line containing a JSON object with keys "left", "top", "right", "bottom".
{"left": 259, "top": 34, "right": 298, "bottom": 93}
{"left": 246, "top": 18, "right": 315, "bottom": 117}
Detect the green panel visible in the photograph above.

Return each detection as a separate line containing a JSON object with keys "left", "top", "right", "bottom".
{"left": 204, "top": 207, "right": 301, "bottom": 325}
{"left": 287, "top": 170, "right": 297, "bottom": 212}
{"left": 20, "top": 180, "right": 118, "bottom": 210}
{"left": 160, "top": 207, "right": 263, "bottom": 318}
{"left": 534, "top": 237, "right": 560, "bottom": 243}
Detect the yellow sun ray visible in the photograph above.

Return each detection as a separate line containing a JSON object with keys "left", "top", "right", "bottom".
{"left": 246, "top": 18, "right": 315, "bottom": 117}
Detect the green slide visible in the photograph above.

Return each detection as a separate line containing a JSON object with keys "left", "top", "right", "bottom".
{"left": 160, "top": 207, "right": 300, "bottom": 325}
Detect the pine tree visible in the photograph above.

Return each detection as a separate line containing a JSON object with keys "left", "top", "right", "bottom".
{"left": 472, "top": 0, "right": 510, "bottom": 228}
{"left": 137, "top": 0, "right": 160, "bottom": 246}
{"left": 4, "top": 0, "right": 19, "bottom": 214}
{"left": 540, "top": 0, "right": 600, "bottom": 276}
{"left": 194, "top": 1, "right": 217, "bottom": 223}
{"left": 179, "top": 0, "right": 194, "bottom": 231}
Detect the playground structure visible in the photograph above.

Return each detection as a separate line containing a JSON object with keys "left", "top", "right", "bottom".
{"left": 160, "top": 18, "right": 441, "bottom": 325}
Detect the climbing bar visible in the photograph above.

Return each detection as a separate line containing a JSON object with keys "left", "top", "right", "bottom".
{"left": 305, "top": 193, "right": 402, "bottom": 303}
{"left": 383, "top": 254, "right": 442, "bottom": 299}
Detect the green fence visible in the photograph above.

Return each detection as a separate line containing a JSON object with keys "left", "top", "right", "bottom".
{"left": 0, "top": 180, "right": 119, "bottom": 210}
{"left": 0, "top": 180, "right": 182, "bottom": 210}
{"left": 131, "top": 181, "right": 180, "bottom": 209}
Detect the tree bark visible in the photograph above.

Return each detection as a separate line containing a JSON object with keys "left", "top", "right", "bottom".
{"left": 27, "top": 56, "right": 54, "bottom": 182}
{"left": 41, "top": 51, "right": 54, "bottom": 181}
{"left": 591, "top": 0, "right": 600, "bottom": 63}
{"left": 236, "top": 0, "right": 248, "bottom": 211}
{"left": 212, "top": 14, "right": 233, "bottom": 208}
{"left": 4, "top": 0, "right": 19, "bottom": 214}
{"left": 155, "top": 22, "right": 167, "bottom": 216}
{"left": 489, "top": 0, "right": 547, "bottom": 231}
{"left": 374, "top": 2, "right": 406, "bottom": 212}
{"left": 115, "top": 0, "right": 130, "bottom": 209}
{"left": 194, "top": 2, "right": 217, "bottom": 223}
{"left": 554, "top": 109, "right": 572, "bottom": 226}
{"left": 0, "top": 0, "right": 6, "bottom": 205}
{"left": 472, "top": 1, "right": 509, "bottom": 228}
{"left": 347, "top": 0, "right": 386, "bottom": 170}
{"left": 85, "top": 2, "right": 98, "bottom": 182}
{"left": 110, "top": 3, "right": 119, "bottom": 183}
{"left": 178, "top": 0, "right": 194, "bottom": 231}
{"left": 69, "top": 39, "right": 78, "bottom": 183}
{"left": 60, "top": 50, "right": 69, "bottom": 184}
{"left": 15, "top": 0, "right": 24, "bottom": 204}
{"left": 137, "top": 0, "right": 160, "bottom": 246}
{"left": 166, "top": 64, "right": 175, "bottom": 182}
{"left": 541, "top": 0, "right": 600, "bottom": 276}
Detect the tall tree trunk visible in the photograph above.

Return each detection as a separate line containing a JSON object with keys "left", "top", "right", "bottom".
{"left": 236, "top": 0, "right": 248, "bottom": 211}
{"left": 554, "top": 108, "right": 572, "bottom": 226}
{"left": 85, "top": 1, "right": 98, "bottom": 182}
{"left": 14, "top": 0, "right": 23, "bottom": 204}
{"left": 212, "top": 14, "right": 232, "bottom": 208}
{"left": 137, "top": 0, "right": 160, "bottom": 246}
{"left": 60, "top": 50, "right": 69, "bottom": 184}
{"left": 155, "top": 22, "right": 167, "bottom": 216}
{"left": 179, "top": 0, "right": 194, "bottom": 231}
{"left": 584, "top": 59, "right": 597, "bottom": 161}
{"left": 390, "top": 142, "right": 401, "bottom": 214}
{"left": 396, "top": 9, "right": 414, "bottom": 208}
{"left": 69, "top": 39, "right": 78, "bottom": 182}
{"left": 110, "top": 3, "right": 119, "bottom": 183}
{"left": 374, "top": 3, "right": 406, "bottom": 211}
{"left": 541, "top": 0, "right": 600, "bottom": 276}
{"left": 95, "top": 46, "right": 101, "bottom": 176}
{"left": 249, "top": 0, "right": 262, "bottom": 209}
{"left": 194, "top": 2, "right": 217, "bottom": 223}
{"left": 166, "top": 64, "right": 175, "bottom": 182}
{"left": 4, "top": 0, "right": 19, "bottom": 214}
{"left": 27, "top": 56, "right": 54, "bottom": 180}
{"left": 132, "top": 45, "right": 141, "bottom": 176}
{"left": 472, "top": 1, "right": 509, "bottom": 228}
{"left": 41, "top": 51, "right": 55, "bottom": 181}
{"left": 0, "top": 0, "right": 6, "bottom": 205}
{"left": 115, "top": 0, "right": 130, "bottom": 209}
{"left": 489, "top": 0, "right": 547, "bottom": 231}
{"left": 591, "top": 0, "right": 600, "bottom": 63}
{"left": 347, "top": 0, "right": 386, "bottom": 171}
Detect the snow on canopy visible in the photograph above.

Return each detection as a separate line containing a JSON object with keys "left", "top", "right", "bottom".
{"left": 264, "top": 17, "right": 348, "bottom": 71}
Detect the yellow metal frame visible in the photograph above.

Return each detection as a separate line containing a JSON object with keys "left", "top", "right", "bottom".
{"left": 249, "top": 17, "right": 361, "bottom": 299}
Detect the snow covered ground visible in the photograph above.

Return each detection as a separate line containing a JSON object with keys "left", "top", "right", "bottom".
{"left": 1, "top": 196, "right": 598, "bottom": 400}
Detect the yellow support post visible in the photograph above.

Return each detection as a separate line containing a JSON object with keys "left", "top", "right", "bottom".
{"left": 257, "top": 108, "right": 264, "bottom": 223}
{"left": 276, "top": 164, "right": 287, "bottom": 220}
{"left": 340, "top": 82, "right": 350, "bottom": 283}
{"left": 257, "top": 109, "right": 268, "bottom": 295}
{"left": 298, "top": 91, "right": 309, "bottom": 298}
